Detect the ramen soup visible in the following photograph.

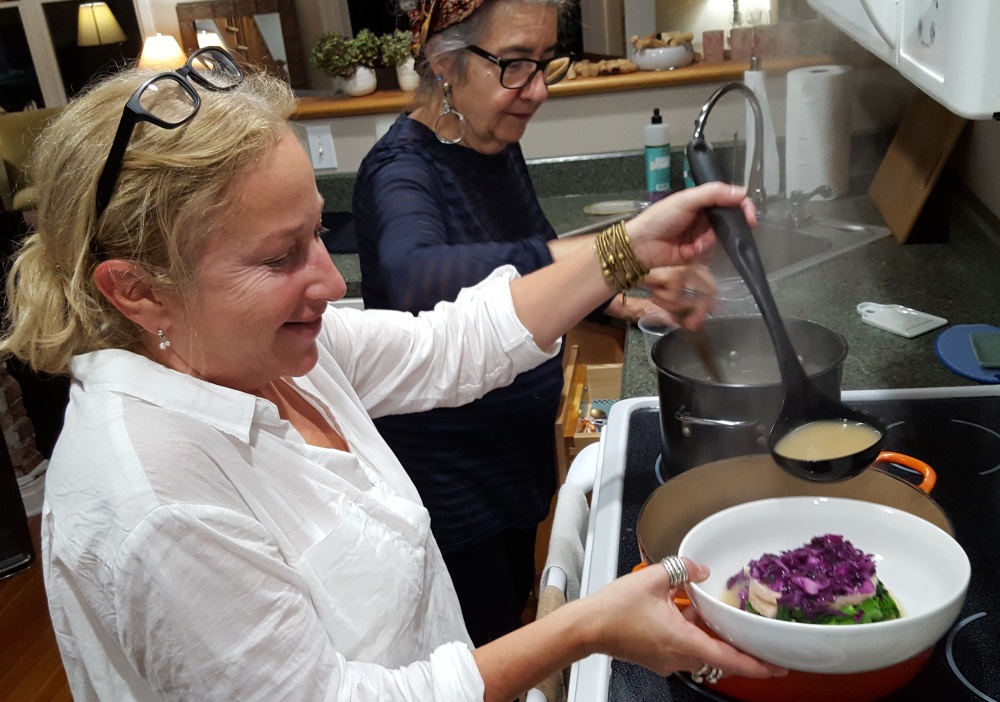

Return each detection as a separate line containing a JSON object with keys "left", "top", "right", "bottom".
{"left": 774, "top": 419, "right": 883, "bottom": 461}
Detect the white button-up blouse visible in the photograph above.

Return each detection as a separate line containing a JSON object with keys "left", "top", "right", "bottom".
{"left": 42, "top": 267, "right": 558, "bottom": 701}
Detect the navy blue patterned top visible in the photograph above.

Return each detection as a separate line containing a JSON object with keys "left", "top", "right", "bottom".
{"left": 353, "top": 115, "right": 564, "bottom": 553}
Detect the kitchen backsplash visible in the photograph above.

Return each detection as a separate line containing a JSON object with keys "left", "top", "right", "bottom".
{"left": 315, "top": 131, "right": 894, "bottom": 213}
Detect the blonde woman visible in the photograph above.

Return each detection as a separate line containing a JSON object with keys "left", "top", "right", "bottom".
{"left": 2, "top": 49, "right": 782, "bottom": 701}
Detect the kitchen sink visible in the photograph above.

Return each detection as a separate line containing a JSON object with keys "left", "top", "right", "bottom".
{"left": 705, "top": 214, "right": 891, "bottom": 283}
{"left": 551, "top": 194, "right": 891, "bottom": 285}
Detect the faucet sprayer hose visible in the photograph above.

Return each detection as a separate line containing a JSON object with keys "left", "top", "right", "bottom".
{"left": 690, "top": 82, "right": 766, "bottom": 212}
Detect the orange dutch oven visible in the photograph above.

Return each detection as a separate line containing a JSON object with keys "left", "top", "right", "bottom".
{"left": 632, "top": 451, "right": 947, "bottom": 702}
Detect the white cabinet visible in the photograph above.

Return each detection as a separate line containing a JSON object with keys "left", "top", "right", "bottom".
{"left": 808, "top": 0, "right": 1000, "bottom": 119}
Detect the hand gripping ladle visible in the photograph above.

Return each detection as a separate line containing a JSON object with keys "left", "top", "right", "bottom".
{"left": 685, "top": 91, "right": 886, "bottom": 481}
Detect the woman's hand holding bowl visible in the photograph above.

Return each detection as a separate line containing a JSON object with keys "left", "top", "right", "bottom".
{"left": 581, "top": 557, "right": 787, "bottom": 681}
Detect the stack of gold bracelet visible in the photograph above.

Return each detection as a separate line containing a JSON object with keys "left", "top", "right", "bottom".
{"left": 593, "top": 220, "right": 649, "bottom": 301}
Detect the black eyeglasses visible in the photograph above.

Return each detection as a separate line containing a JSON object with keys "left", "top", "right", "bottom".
{"left": 465, "top": 45, "right": 572, "bottom": 90}
{"left": 94, "top": 47, "right": 243, "bottom": 221}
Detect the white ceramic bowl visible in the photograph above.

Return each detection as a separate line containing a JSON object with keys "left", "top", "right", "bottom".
{"left": 678, "top": 496, "right": 970, "bottom": 673}
{"left": 631, "top": 43, "right": 695, "bottom": 71}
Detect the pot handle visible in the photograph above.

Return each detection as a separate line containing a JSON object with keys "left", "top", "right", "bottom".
{"left": 874, "top": 451, "right": 937, "bottom": 494}
{"left": 675, "top": 407, "right": 757, "bottom": 433}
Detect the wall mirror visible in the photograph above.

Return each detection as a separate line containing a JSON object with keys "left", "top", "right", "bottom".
{"left": 176, "top": 0, "right": 306, "bottom": 89}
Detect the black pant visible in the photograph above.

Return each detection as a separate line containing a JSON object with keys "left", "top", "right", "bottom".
{"left": 443, "top": 526, "right": 537, "bottom": 647}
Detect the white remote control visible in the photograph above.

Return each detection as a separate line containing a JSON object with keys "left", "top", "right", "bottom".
{"left": 856, "top": 302, "right": 948, "bottom": 339}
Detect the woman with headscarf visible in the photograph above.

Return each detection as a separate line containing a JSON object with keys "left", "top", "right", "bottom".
{"left": 353, "top": 0, "right": 718, "bottom": 645}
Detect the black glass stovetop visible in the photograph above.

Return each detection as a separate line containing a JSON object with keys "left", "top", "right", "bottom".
{"left": 609, "top": 395, "right": 1000, "bottom": 702}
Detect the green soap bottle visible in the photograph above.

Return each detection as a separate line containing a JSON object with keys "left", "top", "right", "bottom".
{"left": 682, "top": 151, "right": 696, "bottom": 189}
{"left": 644, "top": 108, "right": 671, "bottom": 202}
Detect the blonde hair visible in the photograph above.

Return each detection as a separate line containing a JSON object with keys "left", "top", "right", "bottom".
{"left": 0, "top": 67, "right": 296, "bottom": 376}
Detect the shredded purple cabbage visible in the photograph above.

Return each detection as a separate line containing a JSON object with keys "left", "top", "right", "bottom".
{"left": 728, "top": 534, "right": 878, "bottom": 620}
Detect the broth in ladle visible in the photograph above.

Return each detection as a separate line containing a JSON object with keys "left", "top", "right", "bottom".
{"left": 774, "top": 420, "right": 883, "bottom": 462}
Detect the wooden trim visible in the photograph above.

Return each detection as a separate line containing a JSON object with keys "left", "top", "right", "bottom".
{"left": 290, "top": 53, "right": 877, "bottom": 120}
{"left": 554, "top": 344, "right": 579, "bottom": 485}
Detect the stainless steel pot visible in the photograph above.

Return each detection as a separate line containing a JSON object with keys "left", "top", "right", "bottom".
{"left": 651, "top": 316, "right": 848, "bottom": 472}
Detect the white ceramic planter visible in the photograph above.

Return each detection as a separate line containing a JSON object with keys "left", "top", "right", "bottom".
{"left": 343, "top": 66, "right": 377, "bottom": 97}
{"left": 395, "top": 57, "right": 420, "bottom": 92}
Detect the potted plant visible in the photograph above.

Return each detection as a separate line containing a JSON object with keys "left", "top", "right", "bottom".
{"left": 352, "top": 28, "right": 382, "bottom": 70}
{"left": 310, "top": 30, "right": 378, "bottom": 97}
{"left": 380, "top": 29, "right": 419, "bottom": 92}
{"left": 310, "top": 32, "right": 358, "bottom": 78}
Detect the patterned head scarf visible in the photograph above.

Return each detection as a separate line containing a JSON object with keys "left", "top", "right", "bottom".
{"left": 409, "top": 0, "right": 489, "bottom": 51}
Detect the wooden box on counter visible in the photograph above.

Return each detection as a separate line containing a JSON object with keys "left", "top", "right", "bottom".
{"left": 554, "top": 345, "right": 622, "bottom": 483}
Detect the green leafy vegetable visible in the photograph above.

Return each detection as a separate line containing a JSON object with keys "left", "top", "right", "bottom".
{"left": 774, "top": 581, "right": 901, "bottom": 625}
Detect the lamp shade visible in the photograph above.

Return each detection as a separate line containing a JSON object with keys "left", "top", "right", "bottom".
{"left": 138, "top": 33, "right": 187, "bottom": 70}
{"left": 78, "top": 2, "right": 127, "bottom": 47}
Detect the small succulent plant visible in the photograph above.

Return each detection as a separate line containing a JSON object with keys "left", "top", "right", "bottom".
{"left": 379, "top": 29, "right": 415, "bottom": 68}
{"left": 351, "top": 29, "right": 382, "bottom": 69}
{"left": 310, "top": 32, "right": 360, "bottom": 78}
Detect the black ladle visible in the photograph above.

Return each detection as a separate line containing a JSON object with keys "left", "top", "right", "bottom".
{"left": 686, "top": 135, "right": 886, "bottom": 481}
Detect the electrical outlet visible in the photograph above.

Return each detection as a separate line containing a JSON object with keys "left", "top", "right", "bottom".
{"left": 306, "top": 125, "right": 338, "bottom": 170}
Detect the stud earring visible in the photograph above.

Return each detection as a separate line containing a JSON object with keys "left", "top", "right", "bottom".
{"left": 434, "top": 78, "right": 466, "bottom": 145}
{"left": 157, "top": 329, "right": 171, "bottom": 351}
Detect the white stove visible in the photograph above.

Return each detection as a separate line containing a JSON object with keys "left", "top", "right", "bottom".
{"left": 568, "top": 386, "right": 1000, "bottom": 702}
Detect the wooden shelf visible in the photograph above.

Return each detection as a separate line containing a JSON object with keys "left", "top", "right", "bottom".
{"left": 291, "top": 53, "right": 874, "bottom": 120}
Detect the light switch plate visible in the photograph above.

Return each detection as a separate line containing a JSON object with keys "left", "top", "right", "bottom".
{"left": 306, "top": 125, "right": 337, "bottom": 170}
{"left": 374, "top": 116, "right": 395, "bottom": 140}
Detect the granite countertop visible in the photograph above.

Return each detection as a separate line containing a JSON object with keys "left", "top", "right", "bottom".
{"left": 331, "top": 252, "right": 362, "bottom": 298}
{"left": 617, "top": 189, "right": 1000, "bottom": 397}
{"left": 328, "top": 171, "right": 1000, "bottom": 395}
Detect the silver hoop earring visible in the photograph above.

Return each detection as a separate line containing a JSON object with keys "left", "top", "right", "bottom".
{"left": 157, "top": 329, "right": 171, "bottom": 351}
{"left": 434, "top": 79, "right": 466, "bottom": 145}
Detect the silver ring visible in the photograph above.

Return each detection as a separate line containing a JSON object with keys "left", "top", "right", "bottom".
{"left": 681, "top": 286, "right": 703, "bottom": 300}
{"left": 691, "top": 663, "right": 724, "bottom": 685}
{"left": 660, "top": 555, "right": 689, "bottom": 587}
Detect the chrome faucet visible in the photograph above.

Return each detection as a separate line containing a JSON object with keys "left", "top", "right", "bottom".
{"left": 788, "top": 185, "right": 832, "bottom": 227}
{"left": 691, "top": 82, "right": 766, "bottom": 216}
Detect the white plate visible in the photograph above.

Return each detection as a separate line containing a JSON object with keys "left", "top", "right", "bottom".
{"left": 582, "top": 200, "right": 643, "bottom": 216}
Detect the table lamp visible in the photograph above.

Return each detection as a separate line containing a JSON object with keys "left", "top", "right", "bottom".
{"left": 138, "top": 33, "right": 187, "bottom": 70}
{"left": 77, "top": 2, "right": 127, "bottom": 47}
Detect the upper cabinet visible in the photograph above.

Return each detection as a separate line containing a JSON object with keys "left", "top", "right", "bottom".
{"left": 808, "top": 0, "right": 1000, "bottom": 119}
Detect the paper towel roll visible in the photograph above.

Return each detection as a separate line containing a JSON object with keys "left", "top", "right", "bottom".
{"left": 785, "top": 65, "right": 852, "bottom": 199}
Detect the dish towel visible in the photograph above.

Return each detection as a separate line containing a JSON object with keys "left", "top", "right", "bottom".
{"left": 531, "top": 584, "right": 569, "bottom": 702}
{"left": 540, "top": 481, "right": 590, "bottom": 602}
{"left": 531, "top": 481, "right": 589, "bottom": 702}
